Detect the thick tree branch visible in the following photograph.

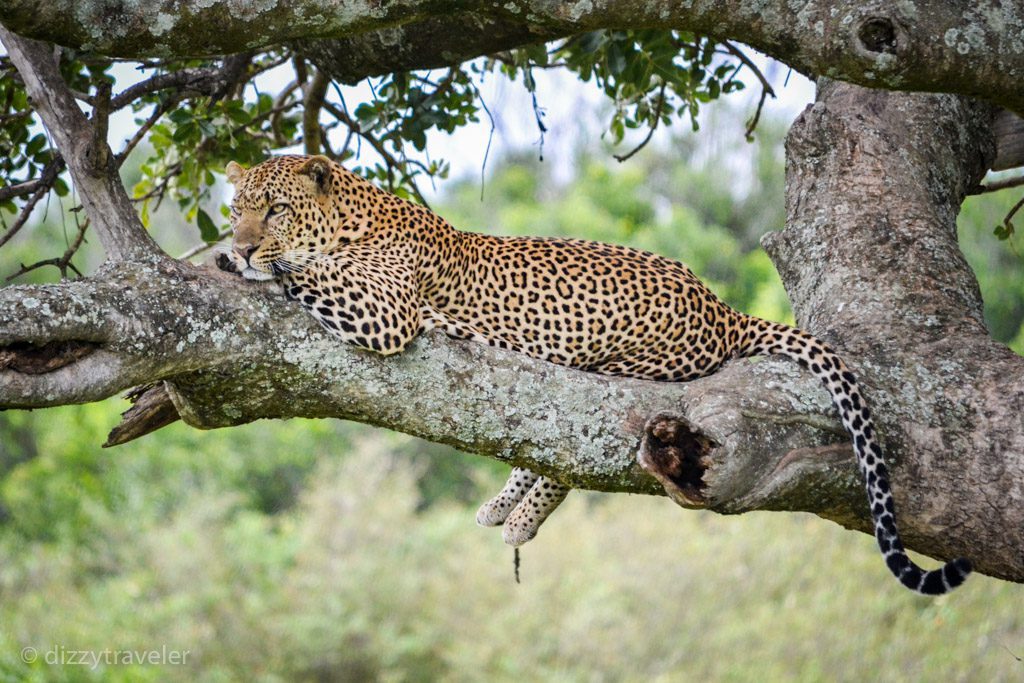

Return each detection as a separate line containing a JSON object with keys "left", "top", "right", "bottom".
{"left": 296, "top": 13, "right": 563, "bottom": 85}
{"left": 758, "top": 82, "right": 1023, "bottom": 581}
{"left": 3, "top": 2, "right": 1024, "bottom": 117}
{"left": 0, "top": 28, "right": 161, "bottom": 262}
{"left": 0, "top": 257, "right": 880, "bottom": 511}
{"left": 1, "top": 68, "right": 1023, "bottom": 580}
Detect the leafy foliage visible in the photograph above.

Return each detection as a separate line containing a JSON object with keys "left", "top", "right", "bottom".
{"left": 549, "top": 31, "right": 745, "bottom": 139}
{"left": 0, "top": 29, "right": 772, "bottom": 269}
{"left": 0, "top": 56, "right": 68, "bottom": 219}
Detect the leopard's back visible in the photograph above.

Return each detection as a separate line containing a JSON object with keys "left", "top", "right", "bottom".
{"left": 420, "top": 231, "right": 744, "bottom": 381}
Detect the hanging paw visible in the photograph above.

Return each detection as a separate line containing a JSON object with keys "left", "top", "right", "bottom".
{"left": 501, "top": 477, "right": 569, "bottom": 546}
{"left": 476, "top": 467, "right": 569, "bottom": 546}
{"left": 476, "top": 467, "right": 539, "bottom": 527}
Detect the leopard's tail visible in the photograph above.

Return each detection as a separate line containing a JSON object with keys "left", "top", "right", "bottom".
{"left": 735, "top": 315, "right": 971, "bottom": 595}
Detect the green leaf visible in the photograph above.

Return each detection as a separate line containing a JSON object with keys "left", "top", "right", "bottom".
{"left": 172, "top": 121, "right": 197, "bottom": 143}
{"left": 607, "top": 43, "right": 627, "bottom": 77}
{"left": 197, "top": 208, "right": 220, "bottom": 242}
{"left": 168, "top": 109, "right": 192, "bottom": 125}
{"left": 25, "top": 134, "right": 47, "bottom": 157}
{"left": 525, "top": 43, "right": 550, "bottom": 67}
{"left": 198, "top": 119, "right": 217, "bottom": 138}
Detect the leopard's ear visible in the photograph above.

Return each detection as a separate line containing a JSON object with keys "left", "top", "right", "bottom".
{"left": 225, "top": 161, "right": 246, "bottom": 185}
{"left": 298, "top": 155, "right": 333, "bottom": 195}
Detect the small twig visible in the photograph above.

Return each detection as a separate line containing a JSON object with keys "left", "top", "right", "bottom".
{"left": 487, "top": 52, "right": 568, "bottom": 70}
{"left": 322, "top": 101, "right": 432, "bottom": 208}
{"left": 115, "top": 96, "right": 181, "bottom": 167}
{"left": 331, "top": 83, "right": 360, "bottom": 160}
{"left": 0, "top": 156, "right": 64, "bottom": 203}
{"left": 469, "top": 80, "right": 496, "bottom": 201}
{"left": 254, "top": 51, "right": 292, "bottom": 75}
{"left": 418, "top": 68, "right": 458, "bottom": 115}
{"left": 0, "top": 180, "right": 51, "bottom": 249}
{"left": 744, "top": 86, "right": 772, "bottom": 140}
{"left": 527, "top": 68, "right": 547, "bottom": 161}
{"left": 178, "top": 228, "right": 231, "bottom": 260}
{"left": 722, "top": 41, "right": 776, "bottom": 99}
{"left": 338, "top": 126, "right": 355, "bottom": 159}
{"left": 1004, "top": 194, "right": 1024, "bottom": 227}
{"left": 6, "top": 216, "right": 89, "bottom": 281}
{"left": 131, "top": 161, "right": 182, "bottom": 208}
{"left": 318, "top": 121, "right": 340, "bottom": 160}
{"left": 614, "top": 83, "right": 667, "bottom": 163}
{"left": 969, "top": 174, "right": 1024, "bottom": 195}
{"left": 721, "top": 41, "right": 776, "bottom": 140}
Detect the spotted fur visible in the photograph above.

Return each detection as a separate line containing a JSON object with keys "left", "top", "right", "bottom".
{"left": 221, "top": 154, "right": 971, "bottom": 595}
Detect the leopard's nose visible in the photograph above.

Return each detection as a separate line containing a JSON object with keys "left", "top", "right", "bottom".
{"left": 234, "top": 244, "right": 258, "bottom": 263}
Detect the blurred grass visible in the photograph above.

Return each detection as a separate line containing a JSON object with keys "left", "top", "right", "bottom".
{"left": 0, "top": 441, "right": 1021, "bottom": 682}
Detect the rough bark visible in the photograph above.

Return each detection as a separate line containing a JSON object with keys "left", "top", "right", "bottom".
{"left": 2, "top": 2, "right": 1024, "bottom": 117}
{"left": 759, "top": 82, "right": 1023, "bottom": 581}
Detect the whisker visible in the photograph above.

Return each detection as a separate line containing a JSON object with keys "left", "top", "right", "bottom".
{"left": 271, "top": 258, "right": 304, "bottom": 274}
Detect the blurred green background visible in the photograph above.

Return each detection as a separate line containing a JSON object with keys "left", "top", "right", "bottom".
{"left": 1, "top": 104, "right": 1023, "bottom": 682}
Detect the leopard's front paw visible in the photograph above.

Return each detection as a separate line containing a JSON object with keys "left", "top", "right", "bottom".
{"left": 215, "top": 251, "right": 241, "bottom": 275}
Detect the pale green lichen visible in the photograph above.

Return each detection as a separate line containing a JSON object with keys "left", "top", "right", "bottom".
{"left": 563, "top": 0, "right": 593, "bottom": 23}
{"left": 152, "top": 12, "right": 175, "bottom": 36}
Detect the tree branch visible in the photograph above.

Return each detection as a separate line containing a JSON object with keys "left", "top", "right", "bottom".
{"left": 3, "top": 2, "right": 1024, "bottom": 117}
{"left": 0, "top": 28, "right": 162, "bottom": 262}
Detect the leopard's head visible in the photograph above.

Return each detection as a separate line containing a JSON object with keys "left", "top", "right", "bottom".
{"left": 223, "top": 155, "right": 377, "bottom": 280}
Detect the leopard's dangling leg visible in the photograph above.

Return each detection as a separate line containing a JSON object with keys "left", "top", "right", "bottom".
{"left": 476, "top": 467, "right": 539, "bottom": 527}
{"left": 476, "top": 468, "right": 570, "bottom": 546}
{"left": 501, "top": 476, "right": 570, "bottom": 547}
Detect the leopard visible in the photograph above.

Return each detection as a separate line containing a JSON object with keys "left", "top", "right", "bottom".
{"left": 218, "top": 153, "right": 971, "bottom": 595}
